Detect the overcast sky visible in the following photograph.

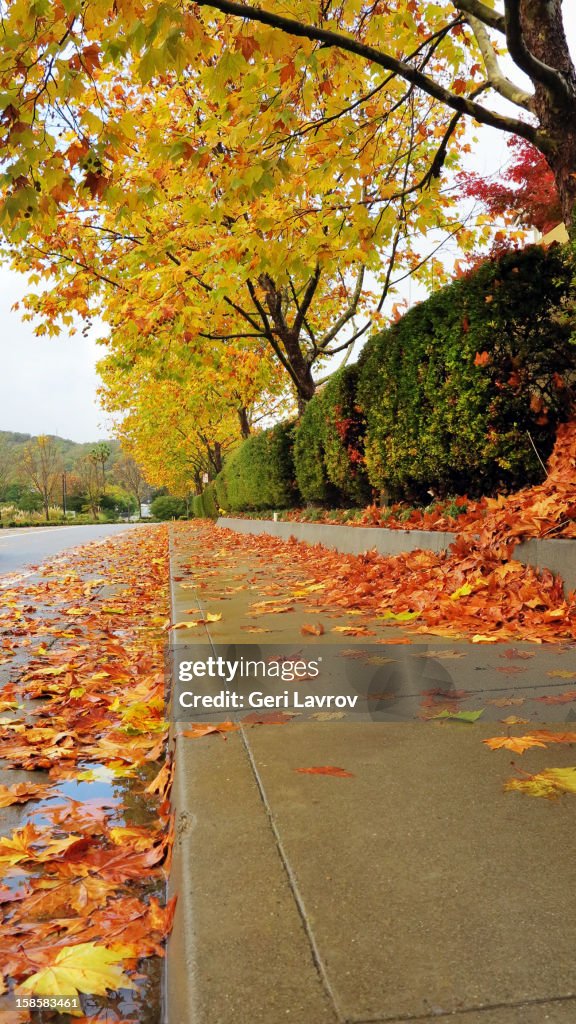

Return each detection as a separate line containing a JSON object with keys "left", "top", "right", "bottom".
{"left": 0, "top": 5, "right": 574, "bottom": 443}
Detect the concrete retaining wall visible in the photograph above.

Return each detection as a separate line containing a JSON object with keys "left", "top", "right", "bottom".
{"left": 217, "top": 517, "right": 576, "bottom": 594}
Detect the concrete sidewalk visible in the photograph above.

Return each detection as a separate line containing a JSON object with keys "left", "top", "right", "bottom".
{"left": 166, "top": 523, "right": 576, "bottom": 1024}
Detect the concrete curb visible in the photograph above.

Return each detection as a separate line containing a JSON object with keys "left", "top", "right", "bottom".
{"left": 217, "top": 517, "right": 576, "bottom": 593}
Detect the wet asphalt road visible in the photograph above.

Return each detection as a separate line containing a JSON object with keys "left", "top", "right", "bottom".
{"left": 0, "top": 522, "right": 150, "bottom": 581}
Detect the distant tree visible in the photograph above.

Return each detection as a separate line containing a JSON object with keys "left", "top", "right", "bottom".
{"left": 100, "top": 485, "right": 137, "bottom": 520}
{"left": 89, "top": 443, "right": 111, "bottom": 491}
{"left": 0, "top": 442, "right": 15, "bottom": 520}
{"left": 113, "top": 457, "right": 148, "bottom": 517}
{"left": 75, "top": 455, "right": 102, "bottom": 519}
{"left": 21, "top": 436, "right": 62, "bottom": 521}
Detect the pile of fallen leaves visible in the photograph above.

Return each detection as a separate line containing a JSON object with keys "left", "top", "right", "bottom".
{"left": 0, "top": 526, "right": 174, "bottom": 1021}
{"left": 285, "top": 421, "right": 576, "bottom": 543}
{"left": 195, "top": 423, "right": 576, "bottom": 642}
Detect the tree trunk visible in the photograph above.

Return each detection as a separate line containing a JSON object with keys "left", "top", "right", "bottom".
{"left": 238, "top": 406, "right": 251, "bottom": 439}
{"left": 520, "top": 0, "right": 576, "bottom": 235}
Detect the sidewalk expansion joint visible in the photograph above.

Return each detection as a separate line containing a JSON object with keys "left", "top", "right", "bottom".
{"left": 239, "top": 725, "right": 345, "bottom": 1024}
{"left": 348, "top": 991, "right": 576, "bottom": 1023}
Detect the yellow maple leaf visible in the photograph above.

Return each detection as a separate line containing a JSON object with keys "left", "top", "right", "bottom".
{"left": 505, "top": 767, "right": 576, "bottom": 799}
{"left": 484, "top": 735, "right": 548, "bottom": 754}
{"left": 17, "top": 942, "right": 135, "bottom": 1000}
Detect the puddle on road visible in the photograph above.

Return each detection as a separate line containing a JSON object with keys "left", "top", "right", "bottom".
{"left": 0, "top": 765, "right": 167, "bottom": 1024}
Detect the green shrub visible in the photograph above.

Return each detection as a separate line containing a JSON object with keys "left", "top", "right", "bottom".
{"left": 150, "top": 495, "right": 186, "bottom": 520}
{"left": 215, "top": 423, "right": 297, "bottom": 513}
{"left": 357, "top": 244, "right": 575, "bottom": 500}
{"left": 294, "top": 364, "right": 371, "bottom": 506}
{"left": 202, "top": 482, "right": 218, "bottom": 518}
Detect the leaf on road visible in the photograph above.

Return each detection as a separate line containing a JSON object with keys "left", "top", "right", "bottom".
{"left": 0, "top": 782, "right": 55, "bottom": 808}
{"left": 300, "top": 622, "right": 325, "bottom": 636}
{"left": 17, "top": 942, "right": 135, "bottom": 998}
{"left": 295, "top": 766, "right": 354, "bottom": 777}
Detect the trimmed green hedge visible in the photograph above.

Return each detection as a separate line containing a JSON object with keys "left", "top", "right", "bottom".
{"left": 357, "top": 244, "right": 575, "bottom": 499}
{"left": 293, "top": 364, "right": 371, "bottom": 506}
{"left": 192, "top": 244, "right": 575, "bottom": 512}
{"left": 214, "top": 423, "right": 297, "bottom": 513}
{"left": 191, "top": 484, "right": 218, "bottom": 518}
{"left": 150, "top": 495, "right": 186, "bottom": 520}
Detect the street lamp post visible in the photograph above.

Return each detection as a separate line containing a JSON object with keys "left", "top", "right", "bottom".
{"left": 62, "top": 471, "right": 67, "bottom": 517}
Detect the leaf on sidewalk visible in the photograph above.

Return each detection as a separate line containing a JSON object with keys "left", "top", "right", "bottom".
{"left": 242, "top": 711, "right": 297, "bottom": 725}
{"left": 431, "top": 709, "right": 484, "bottom": 723}
{"left": 535, "top": 690, "right": 576, "bottom": 704}
{"left": 331, "top": 625, "right": 375, "bottom": 636}
{"left": 300, "top": 623, "right": 324, "bottom": 636}
{"left": 295, "top": 766, "right": 354, "bottom": 778}
{"left": 180, "top": 722, "right": 239, "bottom": 739}
{"left": 504, "top": 767, "right": 576, "bottom": 799}
{"left": 483, "top": 735, "right": 548, "bottom": 754}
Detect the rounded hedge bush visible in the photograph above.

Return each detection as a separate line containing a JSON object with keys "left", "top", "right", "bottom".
{"left": 357, "top": 244, "right": 575, "bottom": 500}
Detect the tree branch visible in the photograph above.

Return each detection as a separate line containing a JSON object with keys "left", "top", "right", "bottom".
{"left": 454, "top": 0, "right": 505, "bottom": 33}
{"left": 467, "top": 14, "right": 533, "bottom": 109}
{"left": 504, "top": 0, "right": 574, "bottom": 104}
{"left": 195, "top": 0, "right": 546, "bottom": 147}
{"left": 316, "top": 265, "right": 365, "bottom": 350}
{"left": 293, "top": 264, "right": 321, "bottom": 337}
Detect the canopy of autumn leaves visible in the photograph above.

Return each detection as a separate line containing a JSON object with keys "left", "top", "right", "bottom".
{"left": 2, "top": 0, "right": 515, "bottom": 452}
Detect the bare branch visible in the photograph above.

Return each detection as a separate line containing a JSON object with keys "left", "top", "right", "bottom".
{"left": 316, "top": 265, "right": 366, "bottom": 351}
{"left": 467, "top": 14, "right": 533, "bottom": 109}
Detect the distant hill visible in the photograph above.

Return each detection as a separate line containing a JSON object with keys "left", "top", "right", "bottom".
{"left": 0, "top": 431, "right": 121, "bottom": 471}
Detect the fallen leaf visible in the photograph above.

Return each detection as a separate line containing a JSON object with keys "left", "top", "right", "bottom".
{"left": 0, "top": 782, "right": 55, "bottom": 808}
{"left": 483, "top": 735, "right": 548, "bottom": 753}
{"left": 300, "top": 623, "right": 325, "bottom": 636}
{"left": 487, "top": 697, "right": 525, "bottom": 707}
{"left": 180, "top": 722, "right": 239, "bottom": 739}
{"left": 242, "top": 711, "right": 296, "bottom": 725}
{"left": 431, "top": 709, "right": 484, "bottom": 723}
{"left": 295, "top": 766, "right": 354, "bottom": 778}
{"left": 535, "top": 690, "right": 576, "bottom": 704}
{"left": 17, "top": 942, "right": 135, "bottom": 998}
{"left": 504, "top": 767, "right": 576, "bottom": 799}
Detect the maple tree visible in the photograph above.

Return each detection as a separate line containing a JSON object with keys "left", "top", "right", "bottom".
{"left": 0, "top": 0, "right": 497, "bottom": 412}
{"left": 460, "top": 136, "right": 563, "bottom": 237}
{"left": 98, "top": 347, "right": 279, "bottom": 493}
